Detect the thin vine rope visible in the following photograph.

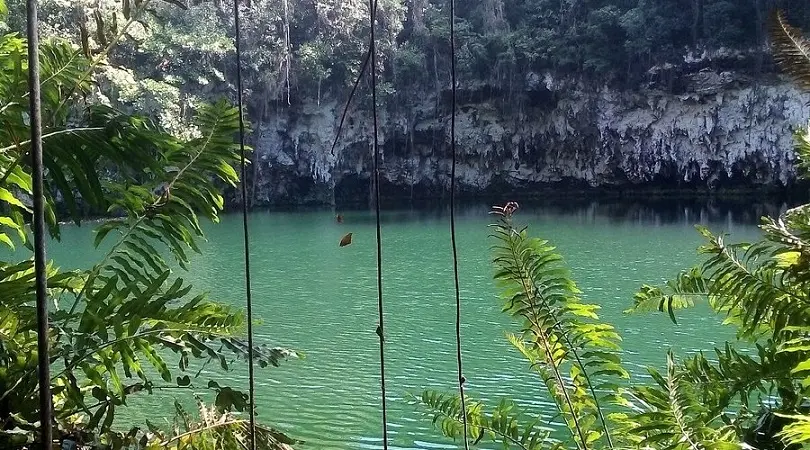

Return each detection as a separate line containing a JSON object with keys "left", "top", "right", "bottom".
{"left": 368, "top": 0, "right": 389, "bottom": 447}
{"left": 448, "top": 0, "right": 470, "bottom": 446}
{"left": 231, "top": 0, "right": 258, "bottom": 449}
{"left": 25, "top": 0, "right": 53, "bottom": 447}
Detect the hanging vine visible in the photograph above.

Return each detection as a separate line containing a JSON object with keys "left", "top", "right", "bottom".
{"left": 231, "top": 0, "right": 258, "bottom": 449}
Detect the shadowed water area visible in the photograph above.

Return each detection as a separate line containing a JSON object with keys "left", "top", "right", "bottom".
{"left": 43, "top": 198, "right": 783, "bottom": 449}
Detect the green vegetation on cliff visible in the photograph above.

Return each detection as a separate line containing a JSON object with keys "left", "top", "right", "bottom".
{"left": 6, "top": 1, "right": 810, "bottom": 448}
{"left": 4, "top": 0, "right": 808, "bottom": 126}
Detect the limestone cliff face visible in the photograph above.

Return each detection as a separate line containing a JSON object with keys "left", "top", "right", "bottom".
{"left": 246, "top": 70, "right": 810, "bottom": 206}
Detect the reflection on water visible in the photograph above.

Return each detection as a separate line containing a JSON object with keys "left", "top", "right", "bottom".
{"left": 335, "top": 195, "right": 801, "bottom": 227}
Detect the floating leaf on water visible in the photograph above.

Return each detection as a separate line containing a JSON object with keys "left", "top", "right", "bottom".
{"left": 339, "top": 233, "right": 353, "bottom": 247}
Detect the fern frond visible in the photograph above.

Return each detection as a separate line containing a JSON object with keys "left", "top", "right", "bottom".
{"left": 704, "top": 231, "right": 810, "bottom": 337}
{"left": 632, "top": 224, "right": 810, "bottom": 339}
{"left": 777, "top": 414, "right": 810, "bottom": 447}
{"left": 664, "top": 353, "right": 708, "bottom": 450}
{"left": 770, "top": 9, "right": 810, "bottom": 91}
{"left": 791, "top": 125, "right": 810, "bottom": 178}
{"left": 680, "top": 342, "right": 799, "bottom": 416}
{"left": 620, "top": 351, "right": 740, "bottom": 450}
{"left": 41, "top": 99, "right": 272, "bottom": 431}
{"left": 627, "top": 267, "right": 708, "bottom": 323}
{"left": 416, "top": 390, "right": 550, "bottom": 450}
{"left": 144, "top": 398, "right": 299, "bottom": 450}
{"left": 489, "top": 204, "right": 626, "bottom": 449}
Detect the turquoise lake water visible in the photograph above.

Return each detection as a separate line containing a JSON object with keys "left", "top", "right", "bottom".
{"left": 41, "top": 200, "right": 770, "bottom": 448}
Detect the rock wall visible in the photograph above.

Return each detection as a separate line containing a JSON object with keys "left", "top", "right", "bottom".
{"left": 246, "top": 71, "right": 810, "bottom": 206}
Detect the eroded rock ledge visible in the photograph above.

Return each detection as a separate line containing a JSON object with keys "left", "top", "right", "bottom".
{"left": 245, "top": 69, "right": 810, "bottom": 206}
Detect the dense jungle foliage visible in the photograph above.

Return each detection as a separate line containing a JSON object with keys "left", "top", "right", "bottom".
{"left": 4, "top": 0, "right": 810, "bottom": 133}
{"left": 5, "top": 0, "right": 810, "bottom": 448}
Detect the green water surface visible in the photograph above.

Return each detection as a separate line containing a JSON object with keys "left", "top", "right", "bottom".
{"left": 44, "top": 202, "right": 765, "bottom": 449}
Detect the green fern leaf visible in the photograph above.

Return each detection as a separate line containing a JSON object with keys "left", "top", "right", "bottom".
{"left": 770, "top": 9, "right": 810, "bottom": 91}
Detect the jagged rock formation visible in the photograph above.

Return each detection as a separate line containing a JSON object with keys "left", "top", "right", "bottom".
{"left": 247, "top": 70, "right": 810, "bottom": 206}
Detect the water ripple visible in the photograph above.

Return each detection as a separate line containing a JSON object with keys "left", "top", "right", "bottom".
{"left": 44, "top": 209, "right": 760, "bottom": 448}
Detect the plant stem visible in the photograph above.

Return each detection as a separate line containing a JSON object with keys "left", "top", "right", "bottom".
{"left": 0, "top": 127, "right": 104, "bottom": 154}
{"left": 506, "top": 234, "right": 589, "bottom": 450}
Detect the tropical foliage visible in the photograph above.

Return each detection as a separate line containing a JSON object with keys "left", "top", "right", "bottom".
{"left": 417, "top": 203, "right": 769, "bottom": 448}
{"left": 141, "top": 399, "right": 297, "bottom": 450}
{"left": 0, "top": 0, "right": 795, "bottom": 134}
{"left": 418, "top": 12, "right": 810, "bottom": 450}
{"left": 418, "top": 201, "right": 740, "bottom": 449}
{"left": 8, "top": 0, "right": 810, "bottom": 448}
{"left": 416, "top": 203, "right": 621, "bottom": 448}
{"left": 0, "top": 9, "right": 296, "bottom": 450}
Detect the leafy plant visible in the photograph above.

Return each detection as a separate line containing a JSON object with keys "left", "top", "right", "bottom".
{"left": 615, "top": 16, "right": 810, "bottom": 447}
{"left": 0, "top": 30, "right": 296, "bottom": 449}
{"left": 486, "top": 202, "right": 627, "bottom": 449}
{"left": 621, "top": 131, "right": 810, "bottom": 447}
{"left": 610, "top": 351, "right": 740, "bottom": 449}
{"left": 418, "top": 202, "right": 629, "bottom": 449}
{"left": 770, "top": 9, "right": 810, "bottom": 91}
{"left": 140, "top": 399, "right": 299, "bottom": 450}
{"left": 415, "top": 391, "right": 550, "bottom": 450}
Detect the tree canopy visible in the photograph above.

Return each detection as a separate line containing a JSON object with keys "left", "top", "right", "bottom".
{"left": 4, "top": 0, "right": 806, "bottom": 131}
